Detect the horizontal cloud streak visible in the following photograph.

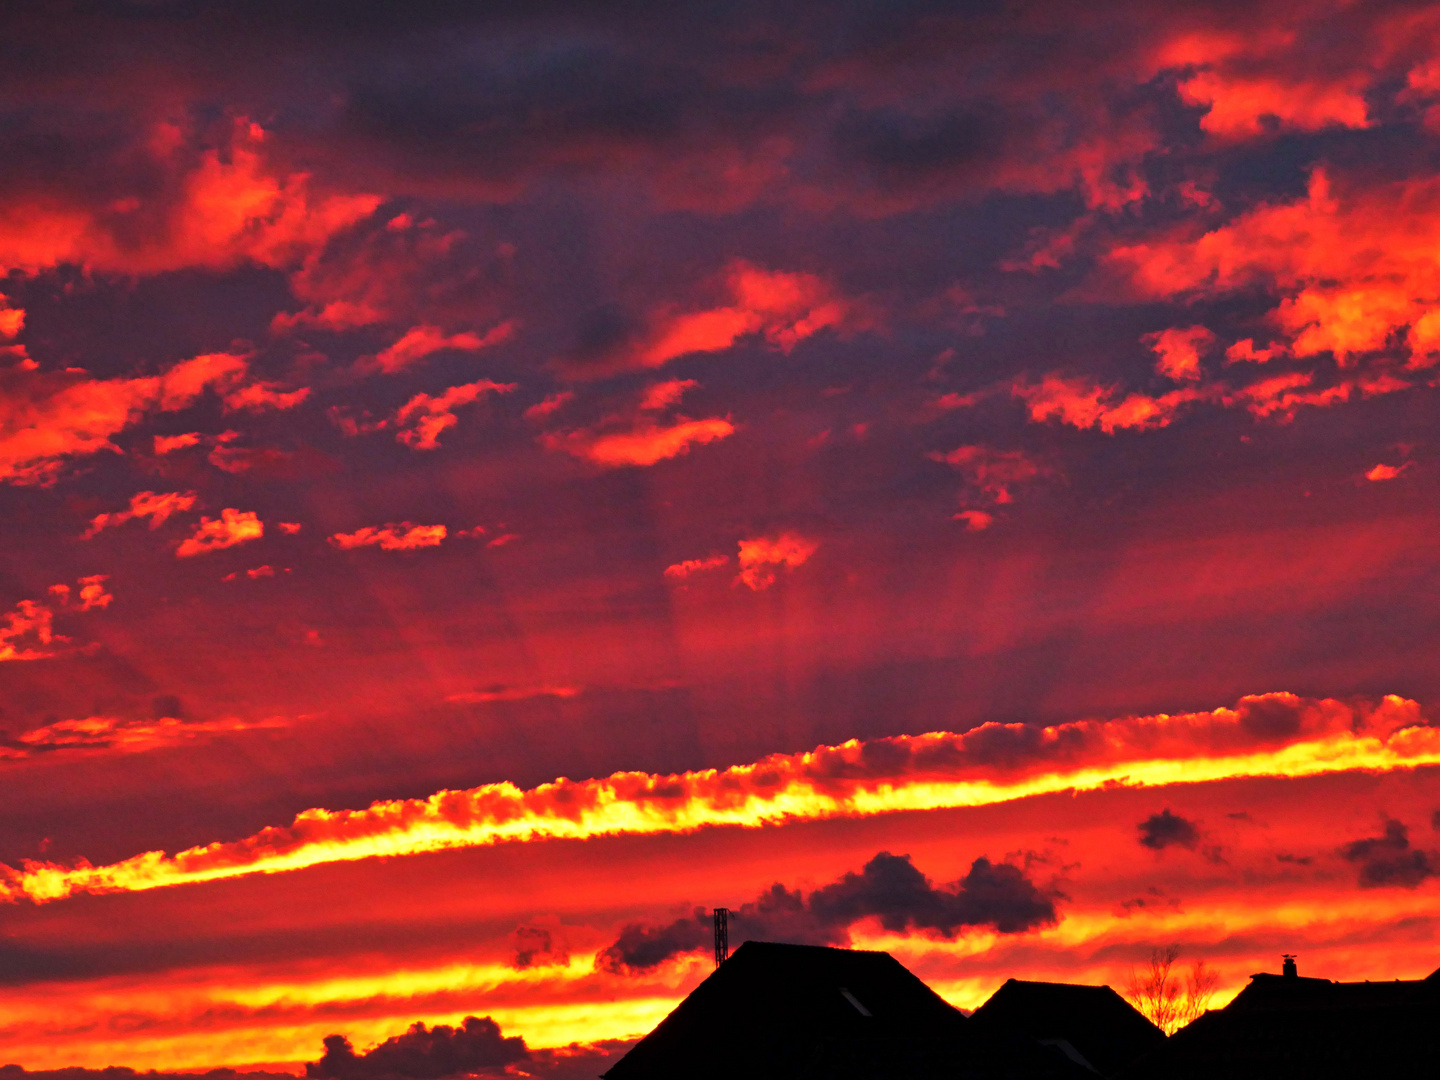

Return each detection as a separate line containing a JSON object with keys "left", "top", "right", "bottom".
{"left": 1, "top": 693, "right": 1436, "bottom": 905}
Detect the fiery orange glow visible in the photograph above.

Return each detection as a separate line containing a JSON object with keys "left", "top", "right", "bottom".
{"left": 3, "top": 694, "right": 1433, "bottom": 906}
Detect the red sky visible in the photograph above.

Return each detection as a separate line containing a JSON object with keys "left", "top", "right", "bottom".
{"left": 2, "top": 2, "right": 1440, "bottom": 1075}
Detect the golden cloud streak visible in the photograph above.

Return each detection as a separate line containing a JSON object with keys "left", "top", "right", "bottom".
{"left": 3, "top": 693, "right": 1436, "bottom": 905}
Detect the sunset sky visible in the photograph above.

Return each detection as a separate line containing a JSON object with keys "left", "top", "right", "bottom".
{"left": 3, "top": 2, "right": 1440, "bottom": 1076}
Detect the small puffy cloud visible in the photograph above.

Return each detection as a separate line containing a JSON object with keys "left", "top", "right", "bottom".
{"left": 223, "top": 382, "right": 312, "bottom": 413}
{"left": 523, "top": 392, "right": 575, "bottom": 421}
{"left": 329, "top": 523, "right": 447, "bottom": 551}
{"left": 0, "top": 302, "right": 25, "bottom": 340}
{"left": 0, "top": 577, "right": 113, "bottom": 662}
{"left": 1225, "top": 339, "right": 1285, "bottom": 365}
{"left": 664, "top": 554, "right": 729, "bottom": 580}
{"left": 954, "top": 510, "right": 994, "bottom": 531}
{"left": 305, "top": 1018, "right": 528, "bottom": 1080}
{"left": 0, "top": 351, "right": 246, "bottom": 485}
{"left": 278, "top": 522, "right": 303, "bottom": 534}
{"left": 543, "top": 380, "right": 734, "bottom": 468}
{"left": 1366, "top": 462, "right": 1412, "bottom": 482}
{"left": 1138, "top": 808, "right": 1201, "bottom": 851}
{"left": 83, "top": 491, "right": 197, "bottom": 538}
{"left": 0, "top": 599, "right": 59, "bottom": 663}
{"left": 556, "top": 417, "right": 736, "bottom": 468}
{"left": 1013, "top": 373, "right": 1206, "bottom": 434}
{"left": 175, "top": 509, "right": 264, "bottom": 558}
{"left": 736, "top": 532, "right": 818, "bottom": 590}
{"left": 367, "top": 321, "right": 515, "bottom": 375}
{"left": 395, "top": 379, "right": 516, "bottom": 450}
{"left": 512, "top": 923, "right": 570, "bottom": 970}
{"left": 1339, "top": 819, "right": 1437, "bottom": 888}
{"left": 1143, "top": 325, "right": 1216, "bottom": 381}
{"left": 49, "top": 575, "right": 113, "bottom": 612}
{"left": 152, "top": 432, "right": 202, "bottom": 454}
{"left": 929, "top": 444, "right": 1048, "bottom": 505}
{"left": 486, "top": 532, "right": 519, "bottom": 548}
{"left": 561, "top": 261, "right": 868, "bottom": 377}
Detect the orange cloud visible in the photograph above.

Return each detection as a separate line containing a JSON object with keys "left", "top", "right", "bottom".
{"left": 368, "top": 322, "right": 516, "bottom": 375}
{"left": 1224, "top": 339, "right": 1285, "bottom": 365}
{"left": 394, "top": 379, "right": 517, "bottom": 450}
{"left": 49, "top": 575, "right": 113, "bottom": 611}
{"left": 0, "top": 302, "right": 24, "bottom": 340}
{"left": 1143, "top": 325, "right": 1216, "bottom": 381}
{"left": 1106, "top": 169, "right": 1440, "bottom": 369}
{"left": 223, "top": 382, "right": 312, "bottom": 412}
{"left": 0, "top": 352, "right": 246, "bottom": 484}
{"left": 736, "top": 532, "right": 818, "bottom": 591}
{"left": 1224, "top": 371, "right": 1409, "bottom": 420}
{"left": 329, "top": 523, "right": 447, "bottom": 551}
{"left": 2, "top": 713, "right": 288, "bottom": 761}
{"left": 0, "top": 120, "right": 379, "bottom": 277}
{"left": 523, "top": 392, "right": 574, "bottom": 421}
{"left": 2, "top": 692, "right": 1434, "bottom": 905}
{"left": 83, "top": 490, "right": 198, "bottom": 538}
{"left": 928, "top": 445, "right": 1048, "bottom": 505}
{"left": 175, "top": 509, "right": 264, "bottom": 558}
{"left": 278, "top": 522, "right": 303, "bottom": 534}
{"left": 542, "top": 381, "right": 735, "bottom": 468}
{"left": 153, "top": 432, "right": 202, "bottom": 454}
{"left": 954, "top": 510, "right": 994, "bottom": 531}
{"left": 663, "top": 555, "right": 730, "bottom": 580}
{"left": 1177, "top": 71, "right": 1370, "bottom": 137}
{"left": 567, "top": 262, "right": 866, "bottom": 376}
{"left": 1012, "top": 374, "right": 1206, "bottom": 434}
{"left": 559, "top": 418, "right": 736, "bottom": 468}
{"left": 1366, "top": 462, "right": 1413, "bottom": 482}
{"left": 0, "top": 599, "right": 59, "bottom": 663}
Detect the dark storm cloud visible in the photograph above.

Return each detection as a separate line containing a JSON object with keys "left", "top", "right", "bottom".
{"left": 596, "top": 913, "right": 709, "bottom": 974}
{"left": 598, "top": 850, "right": 1057, "bottom": 973}
{"left": 1137, "top": 809, "right": 1201, "bottom": 851}
{"left": 1338, "top": 819, "right": 1437, "bottom": 889}
{"left": 305, "top": 1017, "right": 527, "bottom": 1080}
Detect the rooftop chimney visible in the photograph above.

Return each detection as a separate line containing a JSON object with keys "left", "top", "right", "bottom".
{"left": 1282, "top": 954, "right": 1297, "bottom": 978}
{"left": 713, "top": 908, "right": 729, "bottom": 968}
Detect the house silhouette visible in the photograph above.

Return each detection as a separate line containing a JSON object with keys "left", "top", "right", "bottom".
{"left": 1116, "top": 958, "right": 1440, "bottom": 1079}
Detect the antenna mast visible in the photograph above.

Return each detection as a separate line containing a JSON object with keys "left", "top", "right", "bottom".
{"left": 713, "top": 908, "right": 729, "bottom": 968}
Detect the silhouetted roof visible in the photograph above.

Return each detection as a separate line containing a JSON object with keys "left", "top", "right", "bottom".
{"left": 602, "top": 941, "right": 1090, "bottom": 1080}
{"left": 969, "top": 978, "right": 1165, "bottom": 1075}
{"left": 1118, "top": 962, "right": 1440, "bottom": 1080}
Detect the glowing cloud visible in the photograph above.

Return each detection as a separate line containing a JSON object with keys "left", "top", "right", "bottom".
{"left": 1366, "top": 462, "right": 1412, "bottom": 482}
{"left": 0, "top": 120, "right": 379, "bottom": 277}
{"left": 543, "top": 381, "right": 734, "bottom": 467}
{"left": 0, "top": 352, "right": 246, "bottom": 485}
{"left": 223, "top": 382, "right": 312, "bottom": 413}
{"left": 1, "top": 693, "right": 1435, "bottom": 905}
{"left": 369, "top": 322, "right": 516, "bottom": 375}
{"left": 329, "top": 523, "right": 447, "bottom": 551}
{"left": 83, "top": 491, "right": 198, "bottom": 538}
{"left": 736, "top": 532, "right": 818, "bottom": 590}
{"left": 0, "top": 600, "right": 58, "bottom": 663}
{"left": 1143, "top": 326, "right": 1216, "bottom": 381}
{"left": 1106, "top": 168, "right": 1440, "bottom": 368}
{"left": 663, "top": 555, "right": 730, "bottom": 580}
{"left": 49, "top": 575, "right": 113, "bottom": 611}
{"left": 2, "top": 713, "right": 289, "bottom": 760}
{"left": 394, "top": 380, "right": 517, "bottom": 450}
{"left": 1012, "top": 374, "right": 1206, "bottom": 434}
{"left": 175, "top": 510, "right": 264, "bottom": 558}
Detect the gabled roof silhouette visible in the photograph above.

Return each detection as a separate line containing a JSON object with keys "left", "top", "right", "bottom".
{"left": 601, "top": 941, "right": 1090, "bottom": 1080}
{"left": 969, "top": 978, "right": 1165, "bottom": 1075}
{"left": 1117, "top": 960, "right": 1440, "bottom": 1080}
